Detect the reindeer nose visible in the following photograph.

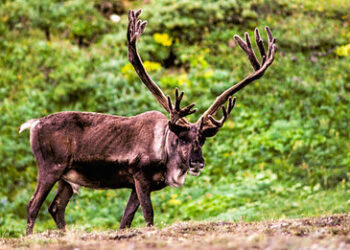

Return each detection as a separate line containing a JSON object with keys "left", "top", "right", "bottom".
{"left": 189, "top": 161, "right": 204, "bottom": 176}
{"left": 190, "top": 161, "right": 204, "bottom": 169}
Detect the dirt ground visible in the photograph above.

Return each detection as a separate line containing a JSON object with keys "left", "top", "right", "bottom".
{"left": 1, "top": 214, "right": 350, "bottom": 249}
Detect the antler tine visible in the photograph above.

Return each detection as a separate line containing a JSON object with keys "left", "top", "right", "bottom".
{"left": 127, "top": 10, "right": 145, "bottom": 45}
{"left": 255, "top": 28, "right": 266, "bottom": 65}
{"left": 246, "top": 32, "right": 261, "bottom": 71}
{"left": 199, "top": 117, "right": 204, "bottom": 131}
{"left": 197, "top": 27, "right": 277, "bottom": 129}
{"left": 207, "top": 96, "right": 236, "bottom": 128}
{"left": 266, "top": 26, "right": 274, "bottom": 43}
{"left": 167, "top": 88, "right": 197, "bottom": 126}
{"left": 175, "top": 88, "right": 184, "bottom": 110}
{"left": 167, "top": 95, "right": 173, "bottom": 111}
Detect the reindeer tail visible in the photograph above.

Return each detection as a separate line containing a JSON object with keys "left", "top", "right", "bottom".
{"left": 19, "top": 119, "right": 39, "bottom": 134}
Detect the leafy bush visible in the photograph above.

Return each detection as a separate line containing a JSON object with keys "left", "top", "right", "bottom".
{"left": 0, "top": 0, "right": 112, "bottom": 45}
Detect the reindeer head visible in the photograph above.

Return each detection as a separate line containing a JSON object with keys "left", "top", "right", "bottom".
{"left": 127, "top": 10, "right": 277, "bottom": 184}
{"left": 165, "top": 121, "right": 205, "bottom": 187}
{"left": 162, "top": 88, "right": 237, "bottom": 183}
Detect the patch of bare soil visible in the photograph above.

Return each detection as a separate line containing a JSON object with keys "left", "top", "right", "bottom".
{"left": 1, "top": 214, "right": 350, "bottom": 249}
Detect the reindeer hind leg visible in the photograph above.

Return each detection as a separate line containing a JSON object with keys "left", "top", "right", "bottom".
{"left": 26, "top": 174, "right": 59, "bottom": 235}
{"left": 26, "top": 162, "right": 66, "bottom": 235}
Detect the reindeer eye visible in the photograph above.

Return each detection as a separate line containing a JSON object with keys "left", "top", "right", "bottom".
{"left": 179, "top": 138, "right": 187, "bottom": 145}
{"left": 176, "top": 138, "right": 186, "bottom": 145}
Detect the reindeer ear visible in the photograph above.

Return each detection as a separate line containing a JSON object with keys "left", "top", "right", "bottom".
{"left": 168, "top": 121, "right": 189, "bottom": 135}
{"left": 199, "top": 115, "right": 221, "bottom": 138}
{"left": 202, "top": 127, "right": 220, "bottom": 138}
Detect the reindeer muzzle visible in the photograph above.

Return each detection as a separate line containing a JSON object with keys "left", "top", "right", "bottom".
{"left": 189, "top": 162, "right": 204, "bottom": 176}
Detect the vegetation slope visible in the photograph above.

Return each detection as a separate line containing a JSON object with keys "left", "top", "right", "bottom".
{"left": 0, "top": 0, "right": 349, "bottom": 237}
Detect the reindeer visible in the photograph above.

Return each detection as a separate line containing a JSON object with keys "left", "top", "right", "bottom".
{"left": 19, "top": 10, "right": 276, "bottom": 235}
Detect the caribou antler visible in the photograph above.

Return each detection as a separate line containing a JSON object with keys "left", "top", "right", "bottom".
{"left": 127, "top": 10, "right": 169, "bottom": 112}
{"left": 127, "top": 9, "right": 193, "bottom": 128}
{"left": 208, "top": 96, "right": 236, "bottom": 128}
{"left": 198, "top": 27, "right": 277, "bottom": 132}
{"left": 167, "top": 88, "right": 197, "bottom": 132}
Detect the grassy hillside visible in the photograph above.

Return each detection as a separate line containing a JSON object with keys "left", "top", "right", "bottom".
{"left": 0, "top": 0, "right": 349, "bottom": 237}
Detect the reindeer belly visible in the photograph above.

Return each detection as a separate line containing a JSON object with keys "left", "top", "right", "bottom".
{"left": 62, "top": 163, "right": 134, "bottom": 190}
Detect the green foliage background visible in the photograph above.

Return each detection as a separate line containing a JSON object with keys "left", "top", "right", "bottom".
{"left": 0, "top": 0, "right": 349, "bottom": 237}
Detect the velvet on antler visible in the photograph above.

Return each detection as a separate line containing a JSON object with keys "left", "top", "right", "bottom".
{"left": 127, "top": 10, "right": 195, "bottom": 130}
{"left": 198, "top": 27, "right": 277, "bottom": 136}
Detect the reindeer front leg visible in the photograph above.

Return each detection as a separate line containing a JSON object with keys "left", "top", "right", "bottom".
{"left": 119, "top": 189, "right": 140, "bottom": 229}
{"left": 133, "top": 173, "right": 154, "bottom": 227}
